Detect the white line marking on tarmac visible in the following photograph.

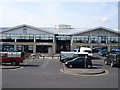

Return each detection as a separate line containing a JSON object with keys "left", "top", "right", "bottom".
{"left": 41, "top": 60, "right": 50, "bottom": 68}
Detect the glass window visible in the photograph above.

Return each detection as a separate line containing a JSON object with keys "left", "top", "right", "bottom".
{"left": 26, "top": 35, "right": 29, "bottom": 39}
{"left": 20, "top": 34, "right": 26, "bottom": 39}
{"left": 73, "top": 36, "right": 88, "bottom": 43}
{"left": 110, "top": 37, "right": 118, "bottom": 43}
{"left": 17, "top": 45, "right": 23, "bottom": 51}
{"left": 6, "top": 34, "right": 11, "bottom": 39}
{"left": 56, "top": 36, "right": 71, "bottom": 40}
{"left": 35, "top": 35, "right": 40, "bottom": 39}
{"left": 11, "top": 34, "right": 15, "bottom": 39}
{"left": 0, "top": 34, "right": 2, "bottom": 39}
{"left": 16, "top": 34, "right": 20, "bottom": 39}
{"left": 2, "top": 34, "right": 7, "bottom": 39}
{"left": 23, "top": 28, "right": 27, "bottom": 33}
{"left": 91, "top": 36, "right": 98, "bottom": 43}
{"left": 29, "top": 35, "right": 34, "bottom": 39}
{"left": 28, "top": 45, "right": 33, "bottom": 50}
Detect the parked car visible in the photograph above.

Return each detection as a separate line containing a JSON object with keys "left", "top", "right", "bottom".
{"left": 0, "top": 52, "right": 25, "bottom": 66}
{"left": 111, "top": 48, "right": 120, "bottom": 52}
{"left": 80, "top": 47, "right": 93, "bottom": 57}
{"left": 92, "top": 47, "right": 102, "bottom": 53}
{"left": 65, "top": 57, "right": 92, "bottom": 68}
{"left": 98, "top": 50, "right": 108, "bottom": 56}
{"left": 105, "top": 52, "right": 120, "bottom": 57}
{"left": 104, "top": 54, "right": 120, "bottom": 67}
{"left": 60, "top": 51, "right": 89, "bottom": 63}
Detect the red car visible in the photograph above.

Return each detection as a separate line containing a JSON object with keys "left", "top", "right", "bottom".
{"left": 0, "top": 52, "right": 25, "bottom": 66}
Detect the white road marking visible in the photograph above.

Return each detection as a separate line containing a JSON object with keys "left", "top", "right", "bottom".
{"left": 41, "top": 60, "right": 50, "bottom": 68}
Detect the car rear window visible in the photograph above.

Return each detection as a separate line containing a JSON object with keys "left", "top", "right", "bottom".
{"left": 0, "top": 53, "right": 7, "bottom": 57}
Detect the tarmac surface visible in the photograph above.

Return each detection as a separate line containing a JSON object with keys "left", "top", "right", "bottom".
{"left": 1, "top": 54, "right": 119, "bottom": 88}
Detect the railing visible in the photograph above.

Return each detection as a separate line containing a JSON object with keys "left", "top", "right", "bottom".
{"left": 30, "top": 53, "right": 60, "bottom": 59}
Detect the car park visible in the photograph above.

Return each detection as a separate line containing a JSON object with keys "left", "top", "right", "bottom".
{"left": 65, "top": 57, "right": 92, "bottom": 68}
{"left": 104, "top": 54, "right": 120, "bottom": 67}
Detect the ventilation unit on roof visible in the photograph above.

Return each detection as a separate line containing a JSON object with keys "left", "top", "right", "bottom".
{"left": 55, "top": 24, "right": 71, "bottom": 29}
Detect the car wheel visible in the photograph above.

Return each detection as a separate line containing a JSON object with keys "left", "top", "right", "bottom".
{"left": 104, "top": 60, "right": 108, "bottom": 65}
{"left": 11, "top": 61, "right": 17, "bottom": 66}
{"left": 16, "top": 62, "right": 20, "bottom": 66}
{"left": 87, "top": 65, "right": 92, "bottom": 69}
{"left": 69, "top": 65, "right": 73, "bottom": 68}
{"left": 110, "top": 62, "right": 114, "bottom": 67}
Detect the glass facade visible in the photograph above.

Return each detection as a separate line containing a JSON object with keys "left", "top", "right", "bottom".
{"left": 35, "top": 34, "right": 53, "bottom": 40}
{"left": 0, "top": 34, "right": 119, "bottom": 44}
{"left": 73, "top": 36, "right": 89, "bottom": 43}
{"left": 56, "top": 36, "right": 71, "bottom": 40}
{"left": 73, "top": 35, "right": 118, "bottom": 44}
{"left": 0, "top": 34, "right": 54, "bottom": 42}
{"left": 17, "top": 45, "right": 33, "bottom": 53}
{"left": 0, "top": 29, "right": 119, "bottom": 53}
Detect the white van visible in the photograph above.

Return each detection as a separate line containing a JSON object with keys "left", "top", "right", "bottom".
{"left": 80, "top": 47, "right": 93, "bottom": 56}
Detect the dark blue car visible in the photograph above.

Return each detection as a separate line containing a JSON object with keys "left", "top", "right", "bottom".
{"left": 98, "top": 50, "right": 108, "bottom": 56}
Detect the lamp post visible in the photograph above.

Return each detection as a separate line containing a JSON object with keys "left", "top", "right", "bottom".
{"left": 85, "top": 55, "right": 87, "bottom": 69}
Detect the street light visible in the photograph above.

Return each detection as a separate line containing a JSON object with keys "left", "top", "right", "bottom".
{"left": 85, "top": 55, "right": 88, "bottom": 69}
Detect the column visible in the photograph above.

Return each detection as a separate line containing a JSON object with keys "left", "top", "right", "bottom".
{"left": 88, "top": 36, "right": 91, "bottom": 43}
{"left": 90, "top": 45, "right": 93, "bottom": 49}
{"left": 34, "top": 35, "right": 36, "bottom": 42}
{"left": 70, "top": 36, "right": 74, "bottom": 51}
{"left": 53, "top": 43, "right": 56, "bottom": 54}
{"left": 14, "top": 44, "right": 17, "bottom": 51}
{"left": 53, "top": 35, "right": 56, "bottom": 43}
{"left": 15, "top": 34, "right": 17, "bottom": 42}
{"left": 33, "top": 44, "right": 36, "bottom": 54}
{"left": 108, "top": 45, "right": 111, "bottom": 52}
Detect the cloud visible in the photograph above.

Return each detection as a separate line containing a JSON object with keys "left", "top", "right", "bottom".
{"left": 100, "top": 17, "right": 109, "bottom": 23}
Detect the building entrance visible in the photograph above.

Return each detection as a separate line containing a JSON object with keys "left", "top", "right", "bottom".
{"left": 36, "top": 45, "right": 52, "bottom": 53}
{"left": 56, "top": 40, "right": 70, "bottom": 53}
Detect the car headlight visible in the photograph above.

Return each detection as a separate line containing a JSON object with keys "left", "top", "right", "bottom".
{"left": 65, "top": 62, "right": 68, "bottom": 64}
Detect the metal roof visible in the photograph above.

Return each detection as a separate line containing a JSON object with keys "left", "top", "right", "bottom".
{"left": 0, "top": 24, "right": 119, "bottom": 35}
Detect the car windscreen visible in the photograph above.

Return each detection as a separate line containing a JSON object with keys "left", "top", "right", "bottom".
{"left": 84, "top": 50, "right": 92, "bottom": 53}
{"left": 73, "top": 54, "right": 88, "bottom": 58}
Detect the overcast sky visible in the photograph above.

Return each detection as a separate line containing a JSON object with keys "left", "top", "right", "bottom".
{"left": 0, "top": 0, "right": 118, "bottom": 29}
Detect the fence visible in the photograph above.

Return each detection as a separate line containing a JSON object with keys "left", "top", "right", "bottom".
{"left": 29, "top": 53, "right": 60, "bottom": 59}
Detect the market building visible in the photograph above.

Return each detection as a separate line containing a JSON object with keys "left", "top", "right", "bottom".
{"left": 0, "top": 24, "right": 119, "bottom": 53}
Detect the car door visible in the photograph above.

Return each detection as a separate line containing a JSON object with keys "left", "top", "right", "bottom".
{"left": 0, "top": 53, "right": 8, "bottom": 63}
{"left": 116, "top": 55, "right": 120, "bottom": 64}
{"left": 107, "top": 55, "right": 112, "bottom": 64}
{"left": 74, "top": 58, "right": 85, "bottom": 67}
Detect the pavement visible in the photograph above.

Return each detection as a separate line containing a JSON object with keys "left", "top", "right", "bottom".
{"left": 62, "top": 68, "right": 107, "bottom": 75}
{"left": 61, "top": 64, "right": 108, "bottom": 76}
